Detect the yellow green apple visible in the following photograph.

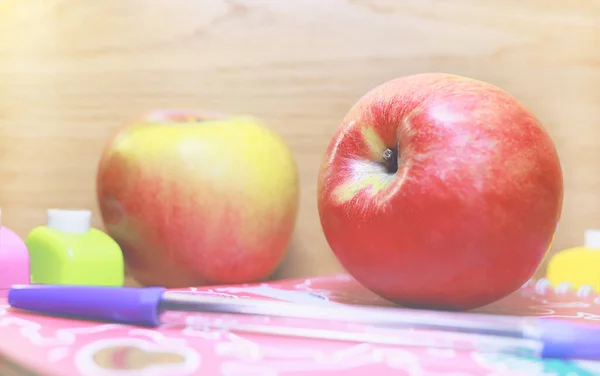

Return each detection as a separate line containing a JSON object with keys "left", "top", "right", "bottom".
{"left": 96, "top": 110, "right": 300, "bottom": 288}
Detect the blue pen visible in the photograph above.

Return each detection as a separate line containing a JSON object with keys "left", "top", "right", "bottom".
{"left": 6, "top": 284, "right": 600, "bottom": 361}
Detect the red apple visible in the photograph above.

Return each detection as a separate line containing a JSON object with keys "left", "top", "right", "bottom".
{"left": 317, "top": 73, "right": 563, "bottom": 310}
{"left": 96, "top": 110, "right": 300, "bottom": 288}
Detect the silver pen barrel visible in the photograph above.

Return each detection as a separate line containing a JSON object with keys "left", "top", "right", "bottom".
{"left": 160, "top": 291, "right": 534, "bottom": 338}
{"left": 158, "top": 292, "right": 544, "bottom": 358}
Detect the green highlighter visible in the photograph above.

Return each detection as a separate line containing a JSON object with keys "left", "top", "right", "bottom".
{"left": 26, "top": 209, "right": 124, "bottom": 286}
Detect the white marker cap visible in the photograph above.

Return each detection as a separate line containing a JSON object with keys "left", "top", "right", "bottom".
{"left": 47, "top": 209, "right": 92, "bottom": 234}
{"left": 584, "top": 229, "right": 600, "bottom": 249}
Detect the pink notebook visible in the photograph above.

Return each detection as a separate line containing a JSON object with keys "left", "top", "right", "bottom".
{"left": 1, "top": 274, "right": 600, "bottom": 376}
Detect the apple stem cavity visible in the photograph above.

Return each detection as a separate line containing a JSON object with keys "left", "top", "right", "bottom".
{"left": 382, "top": 147, "right": 399, "bottom": 174}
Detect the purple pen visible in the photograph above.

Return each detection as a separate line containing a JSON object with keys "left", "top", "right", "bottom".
{"left": 7, "top": 284, "right": 600, "bottom": 361}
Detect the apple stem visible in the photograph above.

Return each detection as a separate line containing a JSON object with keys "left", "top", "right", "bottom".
{"left": 382, "top": 147, "right": 399, "bottom": 173}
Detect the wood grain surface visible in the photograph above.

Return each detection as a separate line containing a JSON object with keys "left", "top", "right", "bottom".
{"left": 0, "top": 0, "right": 598, "bottom": 282}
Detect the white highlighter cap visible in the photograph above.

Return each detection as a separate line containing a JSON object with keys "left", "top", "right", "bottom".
{"left": 47, "top": 209, "right": 92, "bottom": 234}
{"left": 584, "top": 229, "right": 600, "bottom": 249}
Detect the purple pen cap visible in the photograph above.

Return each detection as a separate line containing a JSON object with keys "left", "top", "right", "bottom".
{"left": 8, "top": 284, "right": 166, "bottom": 327}
{"left": 538, "top": 319, "right": 600, "bottom": 360}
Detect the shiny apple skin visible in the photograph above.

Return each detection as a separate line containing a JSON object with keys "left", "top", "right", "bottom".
{"left": 317, "top": 73, "right": 563, "bottom": 310}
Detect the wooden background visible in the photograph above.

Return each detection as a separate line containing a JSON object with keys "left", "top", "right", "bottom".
{"left": 0, "top": 0, "right": 598, "bottom": 281}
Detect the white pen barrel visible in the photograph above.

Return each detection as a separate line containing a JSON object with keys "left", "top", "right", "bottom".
{"left": 157, "top": 303, "right": 544, "bottom": 358}
{"left": 160, "top": 291, "right": 533, "bottom": 338}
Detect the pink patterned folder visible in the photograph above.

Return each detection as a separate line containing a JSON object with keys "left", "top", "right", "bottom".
{"left": 1, "top": 274, "right": 600, "bottom": 376}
